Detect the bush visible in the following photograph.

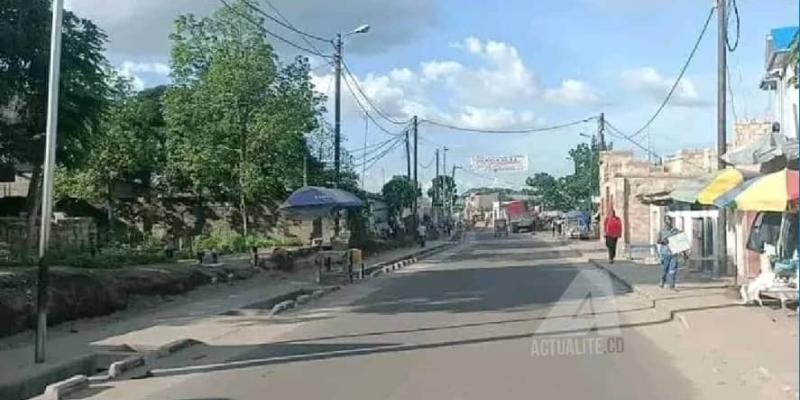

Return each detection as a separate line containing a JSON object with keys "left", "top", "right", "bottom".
{"left": 192, "top": 225, "right": 303, "bottom": 255}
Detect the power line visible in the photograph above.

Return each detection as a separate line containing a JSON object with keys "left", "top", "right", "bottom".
{"left": 604, "top": 120, "right": 662, "bottom": 161}
{"left": 628, "top": 6, "right": 715, "bottom": 139}
{"left": 341, "top": 70, "right": 408, "bottom": 137}
{"left": 219, "top": 0, "right": 331, "bottom": 59}
{"left": 726, "top": 63, "right": 739, "bottom": 122}
{"left": 354, "top": 135, "right": 404, "bottom": 170}
{"left": 420, "top": 116, "right": 597, "bottom": 134}
{"left": 348, "top": 135, "right": 403, "bottom": 159}
{"left": 420, "top": 155, "right": 436, "bottom": 169}
{"left": 241, "top": 0, "right": 329, "bottom": 43}
{"left": 725, "top": 0, "right": 740, "bottom": 52}
{"left": 341, "top": 60, "right": 408, "bottom": 125}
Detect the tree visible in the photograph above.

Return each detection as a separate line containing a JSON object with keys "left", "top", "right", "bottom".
{"left": 526, "top": 172, "right": 570, "bottom": 211}
{"left": 427, "top": 175, "right": 456, "bottom": 206}
{"left": 56, "top": 81, "right": 168, "bottom": 237}
{"left": 164, "top": 0, "right": 324, "bottom": 235}
{"left": 381, "top": 176, "right": 416, "bottom": 223}
{"left": 526, "top": 141, "right": 600, "bottom": 212}
{"left": 0, "top": 0, "right": 111, "bottom": 257}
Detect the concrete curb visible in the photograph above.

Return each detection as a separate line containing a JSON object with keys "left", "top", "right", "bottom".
{"left": 107, "top": 355, "right": 145, "bottom": 379}
{"left": 588, "top": 259, "right": 636, "bottom": 294}
{"left": 363, "top": 243, "right": 452, "bottom": 277}
{"left": 156, "top": 338, "right": 201, "bottom": 358}
{"left": 42, "top": 375, "right": 88, "bottom": 400}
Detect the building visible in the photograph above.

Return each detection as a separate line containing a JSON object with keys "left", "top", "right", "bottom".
{"left": 760, "top": 26, "right": 799, "bottom": 139}
{"left": 599, "top": 150, "right": 708, "bottom": 258}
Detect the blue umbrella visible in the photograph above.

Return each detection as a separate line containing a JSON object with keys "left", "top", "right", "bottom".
{"left": 279, "top": 186, "right": 363, "bottom": 219}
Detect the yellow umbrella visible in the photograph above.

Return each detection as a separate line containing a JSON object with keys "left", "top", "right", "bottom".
{"left": 696, "top": 168, "right": 745, "bottom": 205}
{"left": 732, "top": 169, "right": 799, "bottom": 212}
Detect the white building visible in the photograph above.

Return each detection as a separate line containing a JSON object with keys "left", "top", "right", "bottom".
{"left": 760, "top": 26, "right": 798, "bottom": 139}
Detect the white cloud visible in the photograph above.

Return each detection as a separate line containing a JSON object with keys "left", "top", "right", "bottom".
{"left": 312, "top": 36, "right": 601, "bottom": 131}
{"left": 120, "top": 61, "right": 170, "bottom": 76}
{"left": 420, "top": 61, "right": 463, "bottom": 82}
{"left": 544, "top": 79, "right": 602, "bottom": 105}
{"left": 620, "top": 67, "right": 707, "bottom": 106}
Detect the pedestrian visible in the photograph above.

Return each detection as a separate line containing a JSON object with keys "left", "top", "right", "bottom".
{"left": 603, "top": 209, "right": 622, "bottom": 263}
{"left": 657, "top": 216, "right": 680, "bottom": 289}
{"left": 551, "top": 220, "right": 556, "bottom": 237}
{"left": 417, "top": 223, "right": 427, "bottom": 248}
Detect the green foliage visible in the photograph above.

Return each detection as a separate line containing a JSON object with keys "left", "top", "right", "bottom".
{"left": 163, "top": 0, "right": 325, "bottom": 213}
{"left": 428, "top": 175, "right": 457, "bottom": 206}
{"left": 56, "top": 80, "right": 168, "bottom": 201}
{"left": 526, "top": 142, "right": 599, "bottom": 212}
{"left": 193, "top": 224, "right": 302, "bottom": 254}
{"left": 381, "top": 176, "right": 416, "bottom": 217}
{"left": 0, "top": 0, "right": 111, "bottom": 168}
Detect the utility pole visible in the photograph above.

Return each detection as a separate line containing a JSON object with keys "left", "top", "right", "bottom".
{"left": 435, "top": 149, "right": 440, "bottom": 225}
{"left": 412, "top": 116, "right": 419, "bottom": 228}
{"left": 716, "top": 0, "right": 728, "bottom": 277}
{"left": 333, "top": 34, "right": 342, "bottom": 188}
{"left": 597, "top": 112, "right": 607, "bottom": 151}
{"left": 442, "top": 147, "right": 449, "bottom": 221}
{"left": 361, "top": 114, "right": 368, "bottom": 190}
{"left": 36, "top": 0, "right": 65, "bottom": 363}
{"left": 405, "top": 130, "right": 411, "bottom": 179}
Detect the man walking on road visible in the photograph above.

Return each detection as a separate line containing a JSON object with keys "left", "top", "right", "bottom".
{"left": 658, "top": 216, "right": 681, "bottom": 289}
{"left": 417, "top": 223, "right": 427, "bottom": 248}
{"left": 603, "top": 209, "right": 622, "bottom": 263}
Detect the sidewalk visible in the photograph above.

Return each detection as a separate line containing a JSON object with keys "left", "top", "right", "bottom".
{"left": 0, "top": 241, "right": 446, "bottom": 400}
{"left": 566, "top": 239, "right": 799, "bottom": 399}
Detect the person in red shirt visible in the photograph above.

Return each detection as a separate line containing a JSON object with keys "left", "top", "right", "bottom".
{"left": 603, "top": 209, "right": 622, "bottom": 263}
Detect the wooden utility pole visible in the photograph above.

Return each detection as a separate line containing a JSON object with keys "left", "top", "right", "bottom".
{"left": 413, "top": 116, "right": 419, "bottom": 227}
{"left": 716, "top": 0, "right": 728, "bottom": 277}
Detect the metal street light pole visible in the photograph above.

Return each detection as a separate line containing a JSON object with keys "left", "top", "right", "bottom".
{"left": 333, "top": 24, "right": 370, "bottom": 189}
{"left": 332, "top": 24, "right": 369, "bottom": 236}
{"left": 35, "top": 0, "right": 65, "bottom": 363}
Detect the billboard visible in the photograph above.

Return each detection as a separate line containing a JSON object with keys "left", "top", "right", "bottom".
{"left": 470, "top": 155, "right": 528, "bottom": 172}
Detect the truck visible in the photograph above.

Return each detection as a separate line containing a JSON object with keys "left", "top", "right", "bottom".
{"left": 505, "top": 200, "right": 534, "bottom": 233}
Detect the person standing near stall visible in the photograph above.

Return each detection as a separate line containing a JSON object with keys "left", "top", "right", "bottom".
{"left": 603, "top": 209, "right": 622, "bottom": 263}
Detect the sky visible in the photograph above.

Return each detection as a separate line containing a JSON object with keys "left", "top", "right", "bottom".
{"left": 64, "top": 0, "right": 799, "bottom": 194}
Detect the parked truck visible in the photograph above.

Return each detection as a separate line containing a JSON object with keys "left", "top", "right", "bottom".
{"left": 505, "top": 200, "right": 534, "bottom": 233}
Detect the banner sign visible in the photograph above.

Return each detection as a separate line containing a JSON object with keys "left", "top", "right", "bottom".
{"left": 470, "top": 155, "right": 528, "bottom": 172}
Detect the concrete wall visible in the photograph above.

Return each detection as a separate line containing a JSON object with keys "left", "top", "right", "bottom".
{"left": 0, "top": 217, "right": 97, "bottom": 254}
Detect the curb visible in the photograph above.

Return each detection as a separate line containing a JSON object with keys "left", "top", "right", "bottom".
{"left": 42, "top": 375, "right": 88, "bottom": 400}
{"left": 156, "top": 338, "right": 201, "bottom": 358}
{"left": 588, "top": 259, "right": 636, "bottom": 295}
{"left": 363, "top": 243, "right": 452, "bottom": 277}
{"left": 106, "top": 338, "right": 201, "bottom": 380}
{"left": 107, "top": 354, "right": 145, "bottom": 379}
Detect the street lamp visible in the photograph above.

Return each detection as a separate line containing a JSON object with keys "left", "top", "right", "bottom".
{"left": 332, "top": 24, "right": 369, "bottom": 237}
{"left": 333, "top": 24, "right": 370, "bottom": 189}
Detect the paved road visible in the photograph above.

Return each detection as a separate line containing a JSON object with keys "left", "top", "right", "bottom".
{"left": 74, "top": 232, "right": 700, "bottom": 400}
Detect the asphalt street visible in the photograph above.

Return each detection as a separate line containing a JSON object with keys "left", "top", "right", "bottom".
{"left": 73, "top": 232, "right": 702, "bottom": 400}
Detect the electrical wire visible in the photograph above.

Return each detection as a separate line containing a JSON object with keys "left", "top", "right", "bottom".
{"left": 348, "top": 135, "right": 403, "bottom": 159}
{"left": 240, "top": 0, "right": 330, "bottom": 43}
{"left": 628, "top": 6, "right": 715, "bottom": 139}
{"left": 354, "top": 135, "right": 405, "bottom": 170}
{"left": 341, "top": 70, "right": 409, "bottom": 137}
{"left": 726, "top": 0, "right": 740, "bottom": 52}
{"left": 219, "top": 0, "right": 331, "bottom": 59}
{"left": 420, "top": 155, "right": 436, "bottom": 169}
{"left": 419, "top": 116, "right": 597, "bottom": 134}
{"left": 604, "top": 120, "right": 662, "bottom": 161}
{"left": 341, "top": 60, "right": 408, "bottom": 125}
{"left": 726, "top": 63, "right": 739, "bottom": 122}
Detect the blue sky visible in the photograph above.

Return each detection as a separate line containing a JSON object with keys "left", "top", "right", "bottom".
{"left": 66, "top": 0, "right": 799, "bottom": 193}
